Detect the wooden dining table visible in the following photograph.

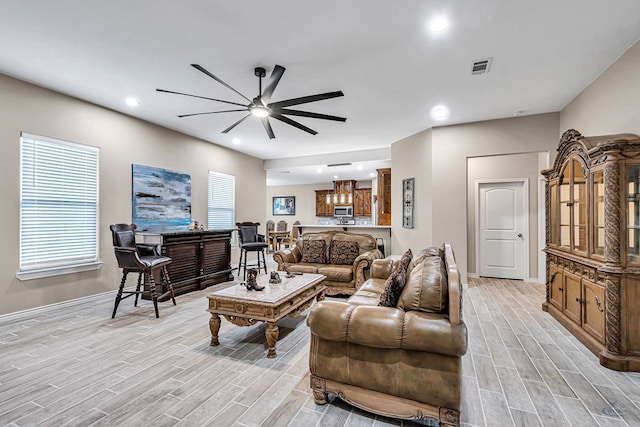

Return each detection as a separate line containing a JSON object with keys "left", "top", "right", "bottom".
{"left": 268, "top": 230, "right": 290, "bottom": 252}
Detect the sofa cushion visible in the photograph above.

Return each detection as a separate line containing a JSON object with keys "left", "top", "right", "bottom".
{"left": 301, "top": 240, "right": 327, "bottom": 264}
{"left": 329, "top": 240, "right": 359, "bottom": 265}
{"left": 318, "top": 264, "right": 353, "bottom": 282}
{"left": 285, "top": 263, "right": 322, "bottom": 274}
{"left": 398, "top": 247, "right": 448, "bottom": 313}
{"left": 378, "top": 249, "right": 413, "bottom": 307}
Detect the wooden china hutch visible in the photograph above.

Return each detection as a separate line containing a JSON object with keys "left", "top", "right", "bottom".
{"left": 543, "top": 129, "right": 640, "bottom": 371}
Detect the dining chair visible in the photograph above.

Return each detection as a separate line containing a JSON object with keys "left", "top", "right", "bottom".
{"left": 280, "top": 220, "right": 300, "bottom": 249}
{"left": 266, "top": 220, "right": 275, "bottom": 253}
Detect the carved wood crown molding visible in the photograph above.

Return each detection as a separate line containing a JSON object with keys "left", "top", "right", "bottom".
{"left": 560, "top": 129, "right": 583, "bottom": 145}
{"left": 546, "top": 129, "right": 640, "bottom": 180}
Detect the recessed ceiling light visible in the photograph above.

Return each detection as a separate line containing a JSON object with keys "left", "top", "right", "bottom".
{"left": 232, "top": 138, "right": 241, "bottom": 145}
{"left": 428, "top": 16, "right": 449, "bottom": 33}
{"left": 333, "top": 175, "right": 339, "bottom": 179}
{"left": 125, "top": 97, "right": 140, "bottom": 107}
{"left": 357, "top": 165, "right": 363, "bottom": 170}
{"left": 316, "top": 168, "right": 322, "bottom": 174}
{"left": 369, "top": 172, "right": 376, "bottom": 178}
{"left": 430, "top": 104, "right": 450, "bottom": 121}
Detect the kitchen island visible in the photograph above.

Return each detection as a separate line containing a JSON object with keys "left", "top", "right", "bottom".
{"left": 294, "top": 224, "right": 391, "bottom": 256}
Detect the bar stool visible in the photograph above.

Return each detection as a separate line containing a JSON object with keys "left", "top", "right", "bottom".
{"left": 110, "top": 224, "right": 176, "bottom": 318}
{"left": 236, "top": 222, "right": 268, "bottom": 280}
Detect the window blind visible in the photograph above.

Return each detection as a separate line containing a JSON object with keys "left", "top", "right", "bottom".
{"left": 20, "top": 133, "right": 99, "bottom": 271}
{"left": 208, "top": 171, "right": 235, "bottom": 230}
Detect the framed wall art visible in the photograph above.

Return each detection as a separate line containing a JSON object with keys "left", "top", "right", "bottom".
{"left": 132, "top": 164, "right": 192, "bottom": 231}
{"left": 402, "top": 178, "right": 414, "bottom": 228}
{"left": 272, "top": 196, "right": 296, "bottom": 215}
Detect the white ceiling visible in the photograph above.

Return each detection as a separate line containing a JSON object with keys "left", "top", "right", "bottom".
{"left": 1, "top": 1, "right": 640, "bottom": 186}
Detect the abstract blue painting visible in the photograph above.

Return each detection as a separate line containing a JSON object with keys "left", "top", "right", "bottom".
{"left": 132, "top": 164, "right": 191, "bottom": 231}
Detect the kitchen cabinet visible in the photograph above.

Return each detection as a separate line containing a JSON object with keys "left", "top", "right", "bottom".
{"left": 315, "top": 190, "right": 334, "bottom": 216}
{"left": 377, "top": 168, "right": 391, "bottom": 226}
{"left": 353, "top": 188, "right": 372, "bottom": 217}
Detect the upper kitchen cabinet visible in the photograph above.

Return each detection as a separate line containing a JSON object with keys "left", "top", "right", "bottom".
{"left": 377, "top": 168, "right": 391, "bottom": 226}
{"left": 353, "top": 187, "right": 372, "bottom": 217}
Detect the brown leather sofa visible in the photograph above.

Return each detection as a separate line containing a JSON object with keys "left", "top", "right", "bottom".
{"left": 273, "top": 230, "right": 382, "bottom": 295}
{"left": 307, "top": 242, "right": 467, "bottom": 427}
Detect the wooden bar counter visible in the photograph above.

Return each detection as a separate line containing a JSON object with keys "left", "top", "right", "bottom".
{"left": 139, "top": 229, "right": 234, "bottom": 300}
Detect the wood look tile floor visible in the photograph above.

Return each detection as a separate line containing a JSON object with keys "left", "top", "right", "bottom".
{"left": 2, "top": 267, "right": 640, "bottom": 426}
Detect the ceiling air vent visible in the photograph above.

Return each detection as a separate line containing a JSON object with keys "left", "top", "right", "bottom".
{"left": 471, "top": 57, "right": 492, "bottom": 75}
{"left": 327, "top": 162, "right": 352, "bottom": 167}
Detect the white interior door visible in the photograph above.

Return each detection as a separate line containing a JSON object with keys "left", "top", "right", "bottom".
{"left": 478, "top": 180, "right": 527, "bottom": 280}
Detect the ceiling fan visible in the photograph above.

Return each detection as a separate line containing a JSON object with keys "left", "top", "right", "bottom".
{"left": 156, "top": 64, "right": 346, "bottom": 139}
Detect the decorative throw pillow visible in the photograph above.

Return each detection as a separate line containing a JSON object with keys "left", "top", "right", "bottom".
{"left": 329, "top": 240, "right": 359, "bottom": 265}
{"left": 301, "top": 240, "right": 327, "bottom": 264}
{"left": 378, "top": 249, "right": 413, "bottom": 307}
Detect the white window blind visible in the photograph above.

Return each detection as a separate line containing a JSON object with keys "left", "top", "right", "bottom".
{"left": 208, "top": 171, "right": 235, "bottom": 230}
{"left": 20, "top": 133, "right": 99, "bottom": 273}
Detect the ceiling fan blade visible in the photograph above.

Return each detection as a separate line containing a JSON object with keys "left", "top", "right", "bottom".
{"left": 268, "top": 91, "right": 344, "bottom": 109}
{"left": 221, "top": 114, "right": 251, "bottom": 133}
{"left": 271, "top": 113, "right": 318, "bottom": 135}
{"left": 156, "top": 88, "right": 247, "bottom": 107}
{"left": 261, "top": 65, "right": 285, "bottom": 105}
{"left": 261, "top": 117, "right": 276, "bottom": 139}
{"left": 191, "top": 64, "right": 252, "bottom": 103}
{"left": 177, "top": 109, "right": 248, "bottom": 118}
{"left": 277, "top": 108, "right": 347, "bottom": 122}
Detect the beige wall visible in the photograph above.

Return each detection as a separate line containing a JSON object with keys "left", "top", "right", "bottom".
{"left": 265, "top": 183, "right": 321, "bottom": 229}
{"left": 265, "top": 180, "right": 374, "bottom": 232}
{"left": 391, "top": 113, "right": 558, "bottom": 280}
{"left": 391, "top": 129, "right": 433, "bottom": 256}
{"left": 0, "top": 74, "right": 265, "bottom": 315}
{"left": 466, "top": 152, "right": 544, "bottom": 278}
{"left": 560, "top": 39, "right": 640, "bottom": 136}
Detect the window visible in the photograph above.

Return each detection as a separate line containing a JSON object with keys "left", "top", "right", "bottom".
{"left": 18, "top": 133, "right": 100, "bottom": 280}
{"left": 208, "top": 171, "right": 235, "bottom": 231}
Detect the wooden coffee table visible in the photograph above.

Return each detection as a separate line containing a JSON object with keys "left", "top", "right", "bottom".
{"left": 207, "top": 273, "right": 325, "bottom": 358}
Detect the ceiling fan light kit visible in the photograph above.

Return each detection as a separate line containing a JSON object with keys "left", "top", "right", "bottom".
{"left": 157, "top": 64, "right": 346, "bottom": 139}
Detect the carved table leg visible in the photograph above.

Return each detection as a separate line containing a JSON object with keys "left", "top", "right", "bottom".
{"left": 266, "top": 321, "right": 279, "bottom": 358}
{"left": 209, "top": 314, "right": 221, "bottom": 346}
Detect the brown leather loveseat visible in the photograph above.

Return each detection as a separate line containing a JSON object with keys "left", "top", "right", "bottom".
{"left": 307, "top": 242, "right": 467, "bottom": 427}
{"left": 273, "top": 230, "right": 382, "bottom": 296}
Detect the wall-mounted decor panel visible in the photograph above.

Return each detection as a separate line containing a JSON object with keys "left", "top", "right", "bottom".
{"left": 132, "top": 164, "right": 191, "bottom": 231}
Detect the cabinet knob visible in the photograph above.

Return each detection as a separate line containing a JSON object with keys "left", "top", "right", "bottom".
{"left": 558, "top": 287, "right": 563, "bottom": 291}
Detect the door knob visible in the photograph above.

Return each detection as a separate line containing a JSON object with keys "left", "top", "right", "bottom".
{"left": 517, "top": 233, "right": 523, "bottom": 238}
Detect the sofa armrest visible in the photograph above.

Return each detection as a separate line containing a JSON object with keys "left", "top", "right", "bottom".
{"left": 273, "top": 246, "right": 302, "bottom": 270}
{"left": 352, "top": 250, "right": 382, "bottom": 287}
{"left": 369, "top": 258, "right": 396, "bottom": 280}
{"left": 307, "top": 300, "right": 467, "bottom": 357}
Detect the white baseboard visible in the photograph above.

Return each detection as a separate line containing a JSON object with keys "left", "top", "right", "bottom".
{"left": 0, "top": 289, "right": 112, "bottom": 321}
